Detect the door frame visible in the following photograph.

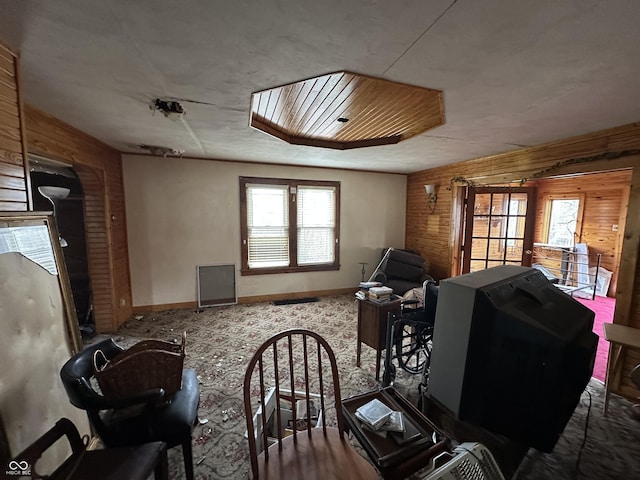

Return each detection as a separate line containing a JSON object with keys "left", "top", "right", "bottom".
{"left": 449, "top": 160, "right": 638, "bottom": 329}
{"left": 461, "top": 186, "right": 537, "bottom": 274}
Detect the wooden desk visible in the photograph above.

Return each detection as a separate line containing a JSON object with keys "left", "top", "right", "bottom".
{"left": 603, "top": 323, "right": 640, "bottom": 415}
{"left": 356, "top": 298, "right": 401, "bottom": 380}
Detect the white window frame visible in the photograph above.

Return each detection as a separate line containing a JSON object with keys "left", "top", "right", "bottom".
{"left": 542, "top": 193, "right": 585, "bottom": 248}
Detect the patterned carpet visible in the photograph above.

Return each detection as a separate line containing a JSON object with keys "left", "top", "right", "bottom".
{"left": 92, "top": 295, "right": 640, "bottom": 479}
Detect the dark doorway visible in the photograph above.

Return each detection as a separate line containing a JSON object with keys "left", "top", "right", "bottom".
{"left": 30, "top": 159, "right": 95, "bottom": 338}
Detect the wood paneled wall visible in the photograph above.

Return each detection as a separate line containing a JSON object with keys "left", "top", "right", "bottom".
{"left": 533, "top": 170, "right": 632, "bottom": 295}
{"left": 0, "top": 44, "right": 28, "bottom": 210}
{"left": 24, "top": 105, "right": 132, "bottom": 332}
{"left": 0, "top": 42, "right": 131, "bottom": 332}
{"left": 406, "top": 123, "right": 640, "bottom": 400}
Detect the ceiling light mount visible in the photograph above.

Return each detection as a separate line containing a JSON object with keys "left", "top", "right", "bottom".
{"left": 150, "top": 98, "right": 186, "bottom": 120}
{"left": 136, "top": 144, "right": 185, "bottom": 157}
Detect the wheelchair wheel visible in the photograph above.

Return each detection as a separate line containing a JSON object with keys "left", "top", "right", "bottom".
{"left": 394, "top": 321, "right": 433, "bottom": 374}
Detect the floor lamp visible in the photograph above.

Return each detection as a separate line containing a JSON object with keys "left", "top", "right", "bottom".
{"left": 367, "top": 247, "right": 394, "bottom": 282}
{"left": 38, "top": 186, "right": 70, "bottom": 247}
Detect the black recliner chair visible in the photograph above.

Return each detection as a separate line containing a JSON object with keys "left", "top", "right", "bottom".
{"left": 373, "top": 248, "right": 432, "bottom": 295}
{"left": 60, "top": 338, "right": 200, "bottom": 480}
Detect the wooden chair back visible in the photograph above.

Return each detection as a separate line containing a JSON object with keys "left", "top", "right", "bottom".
{"left": 243, "top": 329, "right": 346, "bottom": 478}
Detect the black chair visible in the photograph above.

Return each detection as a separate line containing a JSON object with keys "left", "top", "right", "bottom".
{"left": 11, "top": 417, "right": 168, "bottom": 480}
{"left": 373, "top": 248, "right": 432, "bottom": 296}
{"left": 60, "top": 338, "right": 200, "bottom": 480}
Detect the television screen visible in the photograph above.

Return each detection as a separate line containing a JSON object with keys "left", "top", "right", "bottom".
{"left": 428, "top": 265, "right": 597, "bottom": 452}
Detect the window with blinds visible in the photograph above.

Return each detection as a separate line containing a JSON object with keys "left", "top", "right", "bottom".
{"left": 246, "top": 184, "right": 289, "bottom": 268}
{"left": 297, "top": 186, "right": 335, "bottom": 265}
{"left": 240, "top": 177, "right": 340, "bottom": 275}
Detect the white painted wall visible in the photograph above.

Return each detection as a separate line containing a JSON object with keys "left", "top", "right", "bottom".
{"left": 123, "top": 154, "right": 407, "bottom": 307}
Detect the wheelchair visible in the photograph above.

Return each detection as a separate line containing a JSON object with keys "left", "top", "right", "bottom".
{"left": 382, "top": 279, "right": 439, "bottom": 389}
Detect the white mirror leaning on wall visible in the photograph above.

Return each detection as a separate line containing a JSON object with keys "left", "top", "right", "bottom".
{"left": 0, "top": 212, "right": 90, "bottom": 474}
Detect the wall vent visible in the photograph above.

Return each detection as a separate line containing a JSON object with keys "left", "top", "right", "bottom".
{"left": 197, "top": 264, "right": 237, "bottom": 308}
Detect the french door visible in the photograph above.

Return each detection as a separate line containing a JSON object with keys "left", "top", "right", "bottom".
{"left": 462, "top": 187, "right": 536, "bottom": 273}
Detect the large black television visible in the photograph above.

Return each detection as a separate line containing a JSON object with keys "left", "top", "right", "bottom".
{"left": 428, "top": 265, "right": 598, "bottom": 452}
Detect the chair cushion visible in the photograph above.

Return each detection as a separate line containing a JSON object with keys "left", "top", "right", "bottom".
{"left": 385, "top": 251, "right": 425, "bottom": 283}
{"left": 385, "top": 260, "right": 424, "bottom": 283}
{"left": 389, "top": 250, "right": 425, "bottom": 268}
{"left": 101, "top": 368, "right": 200, "bottom": 449}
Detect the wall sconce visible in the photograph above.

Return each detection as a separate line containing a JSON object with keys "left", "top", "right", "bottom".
{"left": 424, "top": 184, "right": 437, "bottom": 213}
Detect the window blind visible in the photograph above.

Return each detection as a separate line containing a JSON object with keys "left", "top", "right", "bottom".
{"left": 246, "top": 184, "right": 289, "bottom": 268}
{"left": 297, "top": 185, "right": 335, "bottom": 265}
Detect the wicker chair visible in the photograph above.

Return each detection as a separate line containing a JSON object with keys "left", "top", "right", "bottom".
{"left": 60, "top": 338, "right": 200, "bottom": 480}
{"left": 243, "top": 329, "right": 378, "bottom": 479}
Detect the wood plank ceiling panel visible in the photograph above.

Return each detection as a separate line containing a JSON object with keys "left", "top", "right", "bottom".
{"left": 305, "top": 74, "right": 359, "bottom": 139}
{"left": 250, "top": 71, "right": 444, "bottom": 150}
{"left": 289, "top": 77, "right": 327, "bottom": 133}
{"left": 297, "top": 73, "right": 352, "bottom": 136}
{"left": 286, "top": 79, "right": 314, "bottom": 131}
{"left": 264, "top": 88, "right": 281, "bottom": 127}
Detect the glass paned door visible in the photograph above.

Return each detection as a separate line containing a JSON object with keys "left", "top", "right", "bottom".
{"left": 462, "top": 187, "right": 536, "bottom": 273}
